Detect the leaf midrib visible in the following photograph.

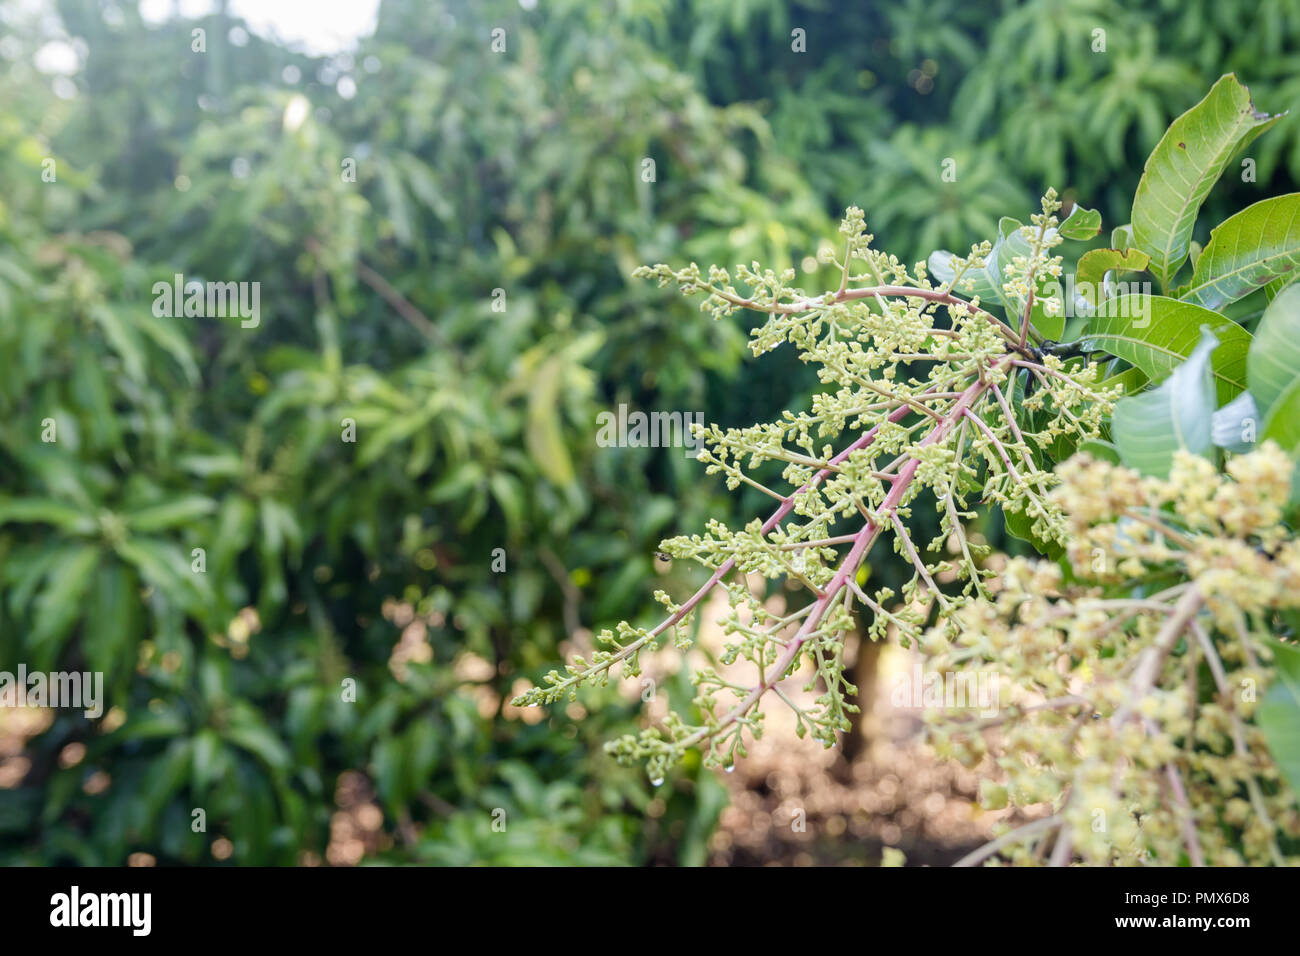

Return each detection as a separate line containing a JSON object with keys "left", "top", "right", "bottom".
{"left": 1151, "top": 102, "right": 1259, "bottom": 283}
{"left": 1084, "top": 331, "right": 1247, "bottom": 391}
{"left": 1183, "top": 237, "right": 1300, "bottom": 304}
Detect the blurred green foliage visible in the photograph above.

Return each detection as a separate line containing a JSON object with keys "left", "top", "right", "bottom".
{"left": 0, "top": 0, "right": 1296, "bottom": 865}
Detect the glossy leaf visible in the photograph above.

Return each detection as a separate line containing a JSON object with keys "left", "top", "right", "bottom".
{"left": 525, "top": 354, "right": 575, "bottom": 486}
{"left": 1084, "top": 294, "right": 1251, "bottom": 403}
{"left": 29, "top": 544, "right": 101, "bottom": 667}
{"left": 124, "top": 495, "right": 217, "bottom": 533}
{"left": 1003, "top": 505, "right": 1063, "bottom": 559}
{"left": 1076, "top": 438, "right": 1122, "bottom": 464}
{"left": 1057, "top": 203, "right": 1101, "bottom": 240}
{"left": 1181, "top": 194, "right": 1300, "bottom": 310}
{"left": 0, "top": 497, "right": 95, "bottom": 534}
{"left": 1112, "top": 331, "right": 1217, "bottom": 477}
{"left": 1247, "top": 277, "right": 1300, "bottom": 417}
{"left": 1131, "top": 74, "right": 1282, "bottom": 289}
{"left": 1262, "top": 378, "right": 1300, "bottom": 453}
{"left": 1074, "top": 247, "right": 1150, "bottom": 308}
{"left": 1258, "top": 640, "right": 1300, "bottom": 798}
{"left": 927, "top": 248, "right": 997, "bottom": 299}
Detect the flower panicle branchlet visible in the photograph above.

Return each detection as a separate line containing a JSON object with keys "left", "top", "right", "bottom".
{"left": 523, "top": 198, "right": 1118, "bottom": 784}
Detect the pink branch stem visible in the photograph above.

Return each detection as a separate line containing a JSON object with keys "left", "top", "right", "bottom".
{"left": 677, "top": 357, "right": 1011, "bottom": 749}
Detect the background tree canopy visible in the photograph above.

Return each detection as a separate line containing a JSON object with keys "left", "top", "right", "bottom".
{"left": 0, "top": 0, "right": 1296, "bottom": 865}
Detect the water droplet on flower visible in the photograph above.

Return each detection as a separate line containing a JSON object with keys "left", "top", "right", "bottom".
{"left": 724, "top": 764, "right": 736, "bottom": 774}
{"left": 650, "top": 776, "right": 664, "bottom": 787}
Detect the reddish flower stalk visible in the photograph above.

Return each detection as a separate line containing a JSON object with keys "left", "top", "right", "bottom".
{"left": 529, "top": 399, "right": 921, "bottom": 697}
{"left": 522, "top": 242, "right": 1114, "bottom": 775}
{"left": 672, "top": 354, "right": 1015, "bottom": 751}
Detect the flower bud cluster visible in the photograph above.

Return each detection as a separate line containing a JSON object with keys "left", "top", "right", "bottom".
{"left": 921, "top": 445, "right": 1300, "bottom": 865}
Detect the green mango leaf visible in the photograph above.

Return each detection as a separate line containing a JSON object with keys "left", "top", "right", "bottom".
{"left": 253, "top": 497, "right": 296, "bottom": 614}
{"left": 984, "top": 217, "right": 1061, "bottom": 326}
{"left": 1131, "top": 74, "right": 1283, "bottom": 289}
{"left": 984, "top": 219, "right": 1022, "bottom": 315}
{"left": 378, "top": 160, "right": 413, "bottom": 247}
{"left": 1097, "top": 366, "right": 1149, "bottom": 396}
{"left": 1259, "top": 388, "right": 1300, "bottom": 510}
{"left": 488, "top": 472, "right": 526, "bottom": 540}
{"left": 1084, "top": 294, "right": 1251, "bottom": 403}
{"left": 370, "top": 735, "right": 407, "bottom": 814}
{"left": 673, "top": 771, "right": 730, "bottom": 867}
{"left": 1074, "top": 248, "right": 1151, "bottom": 307}
{"left": 1181, "top": 194, "right": 1300, "bottom": 310}
{"left": 1262, "top": 377, "right": 1300, "bottom": 452}
{"left": 1264, "top": 271, "right": 1299, "bottom": 303}
{"left": 40, "top": 770, "right": 88, "bottom": 830}
{"left": 89, "top": 303, "right": 146, "bottom": 384}
{"left": 405, "top": 719, "right": 441, "bottom": 795}
{"left": 1076, "top": 438, "right": 1123, "bottom": 464}
{"left": 137, "top": 738, "right": 194, "bottom": 826}
{"left": 108, "top": 713, "right": 188, "bottom": 745}
{"left": 0, "top": 497, "right": 95, "bottom": 534}
{"left": 1258, "top": 640, "right": 1300, "bottom": 797}
{"left": 192, "top": 729, "right": 225, "bottom": 795}
{"left": 224, "top": 721, "right": 292, "bottom": 778}
{"left": 1112, "top": 330, "right": 1217, "bottom": 477}
{"left": 357, "top": 399, "right": 443, "bottom": 468}
{"left": 259, "top": 497, "right": 303, "bottom": 566}
{"left": 134, "top": 307, "right": 200, "bottom": 384}
{"left": 1003, "top": 505, "right": 1063, "bottom": 559}
{"left": 115, "top": 536, "right": 207, "bottom": 611}
{"left": 1247, "top": 281, "right": 1300, "bottom": 417}
{"left": 28, "top": 544, "right": 101, "bottom": 666}
{"left": 176, "top": 453, "right": 244, "bottom": 478}
{"left": 71, "top": 343, "right": 121, "bottom": 453}
{"left": 1058, "top": 204, "right": 1101, "bottom": 241}
{"left": 1028, "top": 298, "right": 1064, "bottom": 342}
{"left": 927, "top": 249, "right": 997, "bottom": 299}
{"left": 525, "top": 354, "right": 575, "bottom": 486}
{"left": 124, "top": 495, "right": 217, "bottom": 532}
{"left": 85, "top": 561, "right": 139, "bottom": 690}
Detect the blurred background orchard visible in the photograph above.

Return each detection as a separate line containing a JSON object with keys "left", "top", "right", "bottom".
{"left": 1, "top": 0, "right": 1298, "bottom": 866}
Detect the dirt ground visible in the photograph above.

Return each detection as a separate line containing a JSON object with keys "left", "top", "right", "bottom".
{"left": 704, "top": 663, "right": 996, "bottom": 867}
